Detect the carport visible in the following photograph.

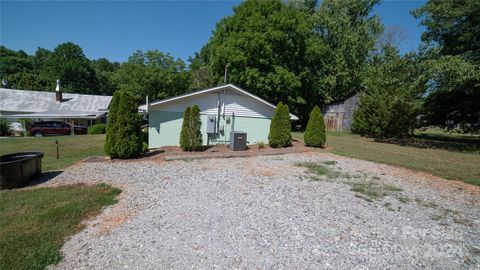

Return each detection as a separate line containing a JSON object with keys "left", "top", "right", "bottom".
{"left": 2, "top": 110, "right": 106, "bottom": 136}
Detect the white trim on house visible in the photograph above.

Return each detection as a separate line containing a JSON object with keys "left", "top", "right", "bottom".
{"left": 140, "top": 84, "right": 299, "bottom": 120}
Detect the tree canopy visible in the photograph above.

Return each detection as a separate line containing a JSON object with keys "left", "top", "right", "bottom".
{"left": 189, "top": 0, "right": 382, "bottom": 123}
{"left": 413, "top": 0, "right": 480, "bottom": 133}
{"left": 0, "top": 44, "right": 190, "bottom": 103}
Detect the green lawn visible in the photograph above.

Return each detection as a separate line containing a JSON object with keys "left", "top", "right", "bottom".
{"left": 0, "top": 134, "right": 106, "bottom": 171}
{"left": 0, "top": 183, "right": 121, "bottom": 270}
{"left": 293, "top": 130, "right": 480, "bottom": 186}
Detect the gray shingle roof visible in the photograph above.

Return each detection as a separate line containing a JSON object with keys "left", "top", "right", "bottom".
{"left": 0, "top": 88, "right": 112, "bottom": 114}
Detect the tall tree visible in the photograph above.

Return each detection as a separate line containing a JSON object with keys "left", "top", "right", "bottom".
{"left": 113, "top": 50, "right": 190, "bottom": 101}
{"left": 308, "top": 0, "right": 383, "bottom": 103}
{"left": 352, "top": 46, "right": 426, "bottom": 138}
{"left": 412, "top": 0, "right": 480, "bottom": 62}
{"left": 92, "top": 58, "right": 120, "bottom": 95}
{"left": 413, "top": 0, "right": 480, "bottom": 132}
{"left": 192, "top": 0, "right": 382, "bottom": 124}
{"left": 44, "top": 42, "right": 98, "bottom": 94}
{"left": 192, "top": 0, "right": 313, "bottom": 121}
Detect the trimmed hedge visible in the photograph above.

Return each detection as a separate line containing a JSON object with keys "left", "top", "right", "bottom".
{"left": 179, "top": 107, "right": 191, "bottom": 151}
{"left": 87, "top": 124, "right": 107, "bottom": 134}
{"left": 179, "top": 105, "right": 203, "bottom": 151}
{"left": 304, "top": 106, "right": 326, "bottom": 147}
{"left": 104, "top": 91, "right": 121, "bottom": 156}
{"left": 268, "top": 102, "right": 292, "bottom": 148}
{"left": 104, "top": 91, "right": 143, "bottom": 159}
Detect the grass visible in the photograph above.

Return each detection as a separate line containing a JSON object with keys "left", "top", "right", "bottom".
{"left": 322, "top": 160, "right": 337, "bottom": 165}
{"left": 293, "top": 130, "right": 480, "bottom": 186}
{"left": 350, "top": 181, "right": 403, "bottom": 202}
{"left": 295, "top": 162, "right": 342, "bottom": 179}
{"left": 0, "top": 183, "right": 121, "bottom": 270}
{"left": 0, "top": 134, "right": 105, "bottom": 171}
{"left": 415, "top": 197, "right": 438, "bottom": 208}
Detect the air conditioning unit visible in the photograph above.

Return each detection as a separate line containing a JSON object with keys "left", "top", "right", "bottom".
{"left": 229, "top": 131, "right": 247, "bottom": 151}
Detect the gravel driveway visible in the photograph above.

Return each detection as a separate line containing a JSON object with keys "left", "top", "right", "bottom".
{"left": 45, "top": 152, "right": 479, "bottom": 270}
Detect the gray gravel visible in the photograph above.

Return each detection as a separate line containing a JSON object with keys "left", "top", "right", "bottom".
{"left": 45, "top": 152, "right": 480, "bottom": 270}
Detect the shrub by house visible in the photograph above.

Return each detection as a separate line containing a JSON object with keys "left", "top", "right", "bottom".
{"left": 304, "top": 106, "right": 326, "bottom": 147}
{"left": 179, "top": 105, "right": 203, "bottom": 151}
{"left": 104, "top": 91, "right": 143, "bottom": 158}
{"left": 88, "top": 123, "right": 107, "bottom": 134}
{"left": 104, "top": 91, "right": 121, "bottom": 156}
{"left": 268, "top": 102, "right": 292, "bottom": 148}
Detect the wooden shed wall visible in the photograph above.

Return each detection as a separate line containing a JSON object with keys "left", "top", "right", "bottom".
{"left": 322, "top": 94, "right": 360, "bottom": 131}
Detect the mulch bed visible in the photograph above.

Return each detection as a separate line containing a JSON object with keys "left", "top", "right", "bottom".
{"left": 151, "top": 140, "right": 316, "bottom": 161}
{"left": 82, "top": 140, "right": 325, "bottom": 163}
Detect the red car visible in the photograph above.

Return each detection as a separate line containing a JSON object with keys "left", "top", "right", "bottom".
{"left": 30, "top": 121, "right": 87, "bottom": 137}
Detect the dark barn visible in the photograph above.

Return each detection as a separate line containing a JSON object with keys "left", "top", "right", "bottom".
{"left": 322, "top": 93, "right": 360, "bottom": 131}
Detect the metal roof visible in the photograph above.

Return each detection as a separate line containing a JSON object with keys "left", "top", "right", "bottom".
{"left": 0, "top": 88, "right": 112, "bottom": 114}
{"left": 1, "top": 110, "right": 106, "bottom": 119}
{"left": 139, "top": 84, "right": 299, "bottom": 120}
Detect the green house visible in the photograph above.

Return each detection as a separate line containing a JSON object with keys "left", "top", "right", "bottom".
{"left": 141, "top": 84, "right": 298, "bottom": 148}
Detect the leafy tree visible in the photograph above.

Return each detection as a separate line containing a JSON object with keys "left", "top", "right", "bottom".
{"left": 191, "top": 0, "right": 312, "bottom": 121}
{"left": 45, "top": 42, "right": 98, "bottom": 94}
{"left": 304, "top": 106, "right": 326, "bottom": 147}
{"left": 0, "top": 43, "right": 116, "bottom": 95}
{"left": 92, "top": 58, "right": 120, "bottom": 96}
{"left": 413, "top": 0, "right": 480, "bottom": 133}
{"left": 412, "top": 0, "right": 480, "bottom": 63}
{"left": 422, "top": 56, "right": 480, "bottom": 132}
{"left": 191, "top": 0, "right": 382, "bottom": 124}
{"left": 104, "top": 91, "right": 121, "bottom": 156}
{"left": 268, "top": 102, "right": 292, "bottom": 148}
{"left": 179, "top": 107, "right": 192, "bottom": 151}
{"left": 188, "top": 48, "right": 217, "bottom": 90}
{"left": 308, "top": 0, "right": 383, "bottom": 103}
{"left": 352, "top": 47, "right": 425, "bottom": 138}
{"left": 113, "top": 50, "right": 190, "bottom": 102}
{"left": 113, "top": 91, "right": 143, "bottom": 158}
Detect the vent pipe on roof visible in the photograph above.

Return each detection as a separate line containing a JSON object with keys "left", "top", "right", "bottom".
{"left": 55, "top": 79, "right": 63, "bottom": 102}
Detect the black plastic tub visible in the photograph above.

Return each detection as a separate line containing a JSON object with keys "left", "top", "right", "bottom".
{"left": 0, "top": 152, "right": 44, "bottom": 189}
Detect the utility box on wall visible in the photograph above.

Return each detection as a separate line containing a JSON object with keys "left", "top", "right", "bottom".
{"left": 229, "top": 131, "right": 247, "bottom": 151}
{"left": 207, "top": 115, "right": 216, "bottom": 134}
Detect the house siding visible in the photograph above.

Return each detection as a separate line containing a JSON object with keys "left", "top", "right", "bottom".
{"left": 148, "top": 110, "right": 271, "bottom": 148}
{"left": 148, "top": 91, "right": 274, "bottom": 119}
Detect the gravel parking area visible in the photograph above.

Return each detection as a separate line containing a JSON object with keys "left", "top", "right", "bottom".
{"left": 45, "top": 152, "right": 479, "bottom": 269}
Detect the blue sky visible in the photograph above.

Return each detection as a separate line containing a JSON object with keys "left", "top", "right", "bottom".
{"left": 1, "top": 0, "right": 426, "bottom": 63}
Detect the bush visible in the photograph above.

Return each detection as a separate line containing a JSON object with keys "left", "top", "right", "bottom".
{"left": 352, "top": 90, "right": 419, "bottom": 139}
{"left": 268, "top": 102, "right": 292, "bottom": 148}
{"left": 189, "top": 105, "right": 203, "bottom": 151}
{"left": 179, "top": 107, "right": 191, "bottom": 151}
{"left": 257, "top": 141, "right": 265, "bottom": 149}
{"left": 114, "top": 91, "right": 143, "bottom": 158}
{"left": 179, "top": 105, "right": 203, "bottom": 151}
{"left": 104, "top": 91, "right": 121, "bottom": 156}
{"left": 351, "top": 48, "right": 423, "bottom": 139}
{"left": 0, "top": 118, "right": 11, "bottom": 137}
{"left": 88, "top": 124, "right": 107, "bottom": 134}
{"left": 304, "top": 106, "right": 326, "bottom": 147}
{"left": 105, "top": 91, "right": 143, "bottom": 159}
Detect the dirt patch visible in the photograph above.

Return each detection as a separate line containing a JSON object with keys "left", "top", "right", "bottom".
{"left": 94, "top": 209, "right": 133, "bottom": 236}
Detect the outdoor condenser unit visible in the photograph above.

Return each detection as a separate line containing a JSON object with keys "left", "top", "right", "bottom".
{"left": 229, "top": 131, "right": 247, "bottom": 151}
